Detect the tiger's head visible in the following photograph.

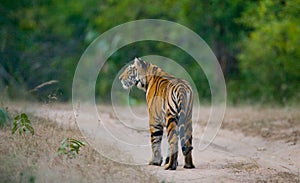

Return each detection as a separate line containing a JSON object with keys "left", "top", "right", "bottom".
{"left": 119, "top": 57, "right": 149, "bottom": 91}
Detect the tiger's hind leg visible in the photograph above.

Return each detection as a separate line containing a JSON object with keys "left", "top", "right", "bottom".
{"left": 164, "top": 111, "right": 179, "bottom": 170}
{"left": 164, "top": 144, "right": 178, "bottom": 166}
{"left": 183, "top": 138, "right": 195, "bottom": 168}
{"left": 182, "top": 119, "right": 195, "bottom": 169}
{"left": 149, "top": 122, "right": 163, "bottom": 166}
{"left": 178, "top": 96, "right": 195, "bottom": 168}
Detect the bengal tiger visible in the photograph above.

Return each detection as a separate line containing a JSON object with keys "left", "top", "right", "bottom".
{"left": 119, "top": 57, "right": 195, "bottom": 170}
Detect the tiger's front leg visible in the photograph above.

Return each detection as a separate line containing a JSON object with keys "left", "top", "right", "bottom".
{"left": 148, "top": 119, "right": 163, "bottom": 166}
{"left": 164, "top": 112, "right": 179, "bottom": 170}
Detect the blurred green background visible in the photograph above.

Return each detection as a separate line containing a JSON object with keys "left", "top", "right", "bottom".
{"left": 0, "top": 0, "right": 299, "bottom": 105}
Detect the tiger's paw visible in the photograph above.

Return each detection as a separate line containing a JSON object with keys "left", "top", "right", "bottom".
{"left": 164, "top": 162, "right": 177, "bottom": 170}
{"left": 149, "top": 158, "right": 162, "bottom": 166}
{"left": 184, "top": 164, "right": 195, "bottom": 169}
{"left": 165, "top": 157, "right": 178, "bottom": 166}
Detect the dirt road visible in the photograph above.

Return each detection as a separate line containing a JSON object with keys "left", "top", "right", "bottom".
{"left": 20, "top": 103, "right": 300, "bottom": 182}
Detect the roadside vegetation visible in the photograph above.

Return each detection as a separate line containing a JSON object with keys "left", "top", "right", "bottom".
{"left": 0, "top": 109, "right": 158, "bottom": 183}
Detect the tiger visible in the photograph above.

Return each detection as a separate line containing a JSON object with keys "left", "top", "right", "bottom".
{"left": 119, "top": 57, "right": 195, "bottom": 170}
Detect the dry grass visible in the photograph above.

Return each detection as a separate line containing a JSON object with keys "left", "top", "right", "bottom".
{"left": 256, "top": 171, "right": 300, "bottom": 183}
{"left": 223, "top": 160, "right": 299, "bottom": 183}
{"left": 221, "top": 106, "right": 300, "bottom": 143}
{"left": 224, "top": 161, "right": 260, "bottom": 173}
{"left": 0, "top": 114, "right": 158, "bottom": 183}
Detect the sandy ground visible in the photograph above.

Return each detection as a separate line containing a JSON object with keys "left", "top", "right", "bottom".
{"left": 15, "top": 103, "right": 300, "bottom": 182}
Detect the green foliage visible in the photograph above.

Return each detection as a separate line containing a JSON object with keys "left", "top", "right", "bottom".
{"left": 12, "top": 113, "right": 34, "bottom": 136}
{"left": 0, "top": 0, "right": 95, "bottom": 101}
{"left": 0, "top": 108, "right": 11, "bottom": 127}
{"left": 1, "top": 0, "right": 299, "bottom": 104}
{"left": 57, "top": 138, "right": 86, "bottom": 158}
{"left": 234, "top": 0, "right": 300, "bottom": 104}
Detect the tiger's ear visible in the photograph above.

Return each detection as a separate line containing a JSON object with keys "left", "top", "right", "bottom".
{"left": 134, "top": 57, "right": 147, "bottom": 69}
